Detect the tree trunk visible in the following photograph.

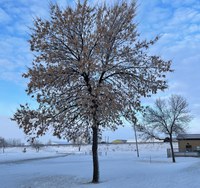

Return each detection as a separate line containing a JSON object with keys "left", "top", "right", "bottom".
{"left": 169, "top": 134, "right": 176, "bottom": 163}
{"left": 92, "top": 126, "right": 99, "bottom": 183}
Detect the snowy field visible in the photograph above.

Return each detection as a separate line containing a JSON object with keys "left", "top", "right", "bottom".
{"left": 0, "top": 142, "right": 200, "bottom": 188}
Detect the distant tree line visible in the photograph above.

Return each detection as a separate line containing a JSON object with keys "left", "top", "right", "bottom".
{"left": 0, "top": 137, "right": 25, "bottom": 149}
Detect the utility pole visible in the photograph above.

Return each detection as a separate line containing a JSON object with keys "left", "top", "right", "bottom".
{"left": 133, "top": 121, "right": 139, "bottom": 157}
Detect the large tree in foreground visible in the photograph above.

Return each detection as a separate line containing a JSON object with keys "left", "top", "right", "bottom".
{"left": 137, "top": 94, "right": 192, "bottom": 163}
{"left": 12, "top": 0, "right": 172, "bottom": 183}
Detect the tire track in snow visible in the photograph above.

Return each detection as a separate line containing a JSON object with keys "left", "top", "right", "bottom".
{"left": 0, "top": 153, "right": 72, "bottom": 165}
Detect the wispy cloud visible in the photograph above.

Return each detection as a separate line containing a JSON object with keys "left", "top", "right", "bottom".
{"left": 136, "top": 0, "right": 200, "bottom": 132}
{"left": 0, "top": 7, "right": 11, "bottom": 23}
{"left": 0, "top": 0, "right": 48, "bottom": 84}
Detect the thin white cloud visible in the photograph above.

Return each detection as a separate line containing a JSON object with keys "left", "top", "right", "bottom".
{"left": 0, "top": 115, "right": 26, "bottom": 140}
{"left": 188, "top": 24, "right": 200, "bottom": 33}
{"left": 0, "top": 8, "right": 11, "bottom": 23}
{"left": 0, "top": 59, "right": 17, "bottom": 71}
{"left": 168, "top": 81, "right": 186, "bottom": 92}
{"left": 162, "top": 0, "right": 199, "bottom": 7}
{"left": 169, "top": 8, "right": 199, "bottom": 26}
{"left": 188, "top": 117, "right": 200, "bottom": 133}
{"left": 0, "top": 36, "right": 31, "bottom": 84}
{"left": 136, "top": 0, "right": 200, "bottom": 130}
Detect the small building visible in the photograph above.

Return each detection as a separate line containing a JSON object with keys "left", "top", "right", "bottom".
{"left": 126, "top": 139, "right": 135, "bottom": 144}
{"left": 111, "top": 139, "right": 127, "bottom": 144}
{"left": 51, "top": 141, "right": 70, "bottom": 145}
{"left": 177, "top": 134, "right": 200, "bottom": 152}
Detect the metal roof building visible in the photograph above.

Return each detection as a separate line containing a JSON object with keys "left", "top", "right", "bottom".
{"left": 177, "top": 134, "right": 200, "bottom": 152}
{"left": 177, "top": 134, "right": 200, "bottom": 140}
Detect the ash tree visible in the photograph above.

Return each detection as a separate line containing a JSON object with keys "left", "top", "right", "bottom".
{"left": 137, "top": 94, "right": 192, "bottom": 163}
{"left": 12, "top": 0, "right": 172, "bottom": 183}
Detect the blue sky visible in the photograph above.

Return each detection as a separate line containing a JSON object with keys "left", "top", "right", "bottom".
{"left": 0, "top": 0, "right": 200, "bottom": 142}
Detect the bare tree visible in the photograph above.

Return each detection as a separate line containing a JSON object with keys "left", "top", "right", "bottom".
{"left": 12, "top": 0, "right": 172, "bottom": 183}
{"left": 30, "top": 139, "right": 43, "bottom": 152}
{"left": 0, "top": 137, "right": 6, "bottom": 153}
{"left": 137, "top": 94, "right": 192, "bottom": 162}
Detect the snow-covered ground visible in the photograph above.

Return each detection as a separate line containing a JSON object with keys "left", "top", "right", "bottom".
{"left": 0, "top": 142, "right": 200, "bottom": 188}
